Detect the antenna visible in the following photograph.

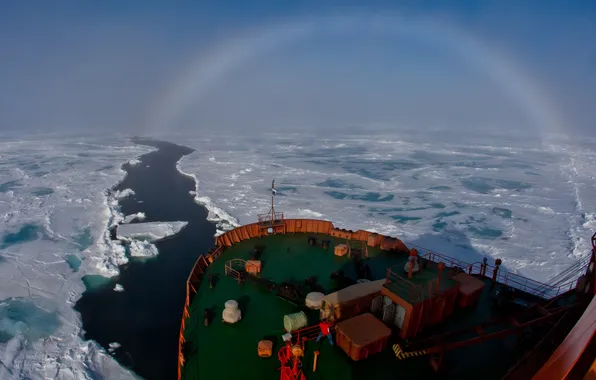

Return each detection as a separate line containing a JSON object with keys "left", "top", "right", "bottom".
{"left": 258, "top": 179, "right": 283, "bottom": 229}
{"left": 271, "top": 179, "right": 276, "bottom": 224}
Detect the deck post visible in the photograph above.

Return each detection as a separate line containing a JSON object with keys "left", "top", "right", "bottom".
{"left": 436, "top": 262, "right": 445, "bottom": 294}
{"left": 491, "top": 259, "right": 502, "bottom": 289}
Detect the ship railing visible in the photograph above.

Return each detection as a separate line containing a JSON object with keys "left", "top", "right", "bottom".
{"left": 178, "top": 253, "right": 211, "bottom": 379}
{"left": 257, "top": 212, "right": 284, "bottom": 224}
{"left": 421, "top": 251, "right": 579, "bottom": 300}
{"left": 224, "top": 258, "right": 247, "bottom": 280}
{"left": 422, "top": 251, "right": 470, "bottom": 271}
{"left": 385, "top": 267, "right": 424, "bottom": 303}
{"left": 208, "top": 246, "right": 224, "bottom": 262}
{"left": 293, "top": 324, "right": 324, "bottom": 342}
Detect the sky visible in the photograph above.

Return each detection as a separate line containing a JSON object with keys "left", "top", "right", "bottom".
{"left": 0, "top": 1, "right": 594, "bottom": 136}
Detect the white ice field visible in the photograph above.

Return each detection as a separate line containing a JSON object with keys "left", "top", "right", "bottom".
{"left": 173, "top": 129, "right": 596, "bottom": 283}
{"left": 0, "top": 135, "right": 185, "bottom": 379}
{"left": 0, "top": 130, "right": 594, "bottom": 379}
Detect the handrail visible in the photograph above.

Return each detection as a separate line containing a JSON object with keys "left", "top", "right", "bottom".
{"left": 385, "top": 267, "right": 423, "bottom": 303}
{"left": 209, "top": 246, "right": 224, "bottom": 261}
{"left": 294, "top": 325, "right": 322, "bottom": 342}
{"left": 420, "top": 251, "right": 580, "bottom": 299}
{"left": 257, "top": 212, "right": 284, "bottom": 223}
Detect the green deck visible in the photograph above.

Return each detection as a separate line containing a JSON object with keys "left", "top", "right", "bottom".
{"left": 181, "top": 233, "right": 524, "bottom": 380}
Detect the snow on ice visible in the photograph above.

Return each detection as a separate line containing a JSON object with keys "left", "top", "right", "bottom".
{"left": 0, "top": 135, "right": 156, "bottom": 379}
{"left": 123, "top": 212, "right": 146, "bottom": 223}
{"left": 117, "top": 221, "right": 187, "bottom": 242}
{"left": 173, "top": 130, "right": 596, "bottom": 283}
{"left": 1, "top": 130, "right": 595, "bottom": 379}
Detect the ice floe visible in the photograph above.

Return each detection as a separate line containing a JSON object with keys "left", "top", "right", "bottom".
{"left": 123, "top": 212, "right": 146, "bottom": 223}
{"left": 114, "top": 188, "right": 135, "bottom": 199}
{"left": 176, "top": 157, "right": 240, "bottom": 234}
{"left": 117, "top": 221, "right": 187, "bottom": 242}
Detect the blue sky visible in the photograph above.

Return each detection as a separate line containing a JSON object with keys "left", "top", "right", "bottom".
{"left": 0, "top": 1, "right": 594, "bottom": 135}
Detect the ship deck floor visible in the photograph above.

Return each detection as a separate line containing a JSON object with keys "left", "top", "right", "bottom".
{"left": 181, "top": 233, "right": 521, "bottom": 380}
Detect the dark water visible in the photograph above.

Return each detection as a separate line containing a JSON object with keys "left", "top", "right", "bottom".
{"left": 75, "top": 138, "right": 215, "bottom": 380}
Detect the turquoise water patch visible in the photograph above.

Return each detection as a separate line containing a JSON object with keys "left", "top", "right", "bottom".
{"left": 462, "top": 177, "right": 532, "bottom": 194}
{"left": 453, "top": 160, "right": 499, "bottom": 170}
{"left": 370, "top": 206, "right": 428, "bottom": 213}
{"left": 0, "top": 180, "right": 21, "bottom": 193}
{"left": 65, "top": 254, "right": 82, "bottom": 272}
{"left": 22, "top": 163, "right": 40, "bottom": 171}
{"left": 501, "top": 160, "right": 534, "bottom": 169}
{"left": 325, "top": 191, "right": 348, "bottom": 200}
{"left": 457, "top": 147, "right": 514, "bottom": 157}
{"left": 468, "top": 226, "right": 503, "bottom": 238}
{"left": 316, "top": 179, "right": 361, "bottom": 190}
{"left": 325, "top": 192, "right": 393, "bottom": 202}
{"left": 33, "top": 171, "right": 49, "bottom": 177}
{"left": 0, "top": 298, "right": 61, "bottom": 343}
{"left": 31, "top": 187, "right": 54, "bottom": 196}
{"left": 1, "top": 223, "right": 43, "bottom": 249}
{"left": 429, "top": 203, "right": 446, "bottom": 209}
{"left": 345, "top": 167, "right": 388, "bottom": 181}
{"left": 495, "top": 179, "right": 532, "bottom": 191}
{"left": 352, "top": 193, "right": 394, "bottom": 202}
{"left": 461, "top": 178, "right": 494, "bottom": 193}
{"left": 82, "top": 275, "right": 113, "bottom": 290}
{"left": 433, "top": 221, "right": 447, "bottom": 231}
{"left": 435, "top": 211, "right": 460, "bottom": 218}
{"left": 275, "top": 186, "right": 298, "bottom": 196}
{"left": 317, "top": 179, "right": 347, "bottom": 189}
{"left": 73, "top": 227, "right": 94, "bottom": 250}
{"left": 428, "top": 186, "right": 451, "bottom": 191}
{"left": 391, "top": 215, "right": 422, "bottom": 223}
{"left": 415, "top": 192, "right": 432, "bottom": 202}
{"left": 380, "top": 161, "right": 421, "bottom": 170}
{"left": 492, "top": 207, "right": 512, "bottom": 219}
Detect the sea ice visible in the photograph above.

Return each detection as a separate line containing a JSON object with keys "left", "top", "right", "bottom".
{"left": 117, "top": 221, "right": 188, "bottom": 242}
{"left": 124, "top": 212, "right": 146, "bottom": 223}
{"left": 0, "top": 135, "right": 153, "bottom": 379}
{"left": 173, "top": 130, "right": 596, "bottom": 284}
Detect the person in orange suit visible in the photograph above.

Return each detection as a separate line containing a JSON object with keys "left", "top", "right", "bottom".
{"left": 316, "top": 320, "right": 334, "bottom": 345}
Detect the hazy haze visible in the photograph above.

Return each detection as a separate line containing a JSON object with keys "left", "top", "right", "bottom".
{"left": 0, "top": 1, "right": 594, "bottom": 136}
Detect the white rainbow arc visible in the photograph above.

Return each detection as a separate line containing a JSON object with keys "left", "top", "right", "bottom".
{"left": 148, "top": 13, "right": 563, "bottom": 137}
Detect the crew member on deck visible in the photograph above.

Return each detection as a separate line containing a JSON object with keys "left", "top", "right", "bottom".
{"left": 316, "top": 320, "right": 334, "bottom": 346}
